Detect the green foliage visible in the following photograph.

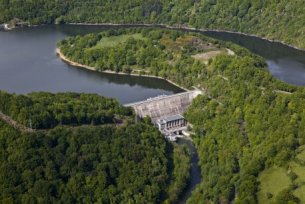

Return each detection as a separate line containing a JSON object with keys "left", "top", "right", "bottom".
{"left": 275, "top": 189, "right": 300, "bottom": 204}
{"left": 0, "top": 91, "right": 194, "bottom": 203}
{"left": 185, "top": 52, "right": 305, "bottom": 202}
{"left": 0, "top": 91, "right": 133, "bottom": 129}
{"left": 59, "top": 28, "right": 305, "bottom": 202}
{"left": 0, "top": 119, "right": 170, "bottom": 203}
{"left": 58, "top": 28, "right": 224, "bottom": 89}
{"left": 165, "top": 144, "right": 191, "bottom": 203}
{"left": 1, "top": 1, "right": 305, "bottom": 48}
{"left": 257, "top": 167, "right": 292, "bottom": 203}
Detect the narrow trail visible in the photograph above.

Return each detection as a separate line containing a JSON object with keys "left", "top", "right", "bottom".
{"left": 0, "top": 111, "right": 34, "bottom": 133}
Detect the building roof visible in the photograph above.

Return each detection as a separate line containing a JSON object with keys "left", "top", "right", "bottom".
{"left": 162, "top": 114, "right": 184, "bottom": 122}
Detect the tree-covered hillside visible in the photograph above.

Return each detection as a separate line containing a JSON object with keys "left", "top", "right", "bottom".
{"left": 0, "top": 92, "right": 191, "bottom": 204}
{"left": 59, "top": 28, "right": 305, "bottom": 203}
{"left": 0, "top": 91, "right": 133, "bottom": 129}
{"left": 1, "top": 0, "right": 305, "bottom": 48}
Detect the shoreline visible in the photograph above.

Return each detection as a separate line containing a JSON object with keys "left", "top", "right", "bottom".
{"left": 55, "top": 48, "right": 189, "bottom": 91}
{"left": 66, "top": 22, "right": 305, "bottom": 52}
{"left": 2, "top": 22, "right": 305, "bottom": 52}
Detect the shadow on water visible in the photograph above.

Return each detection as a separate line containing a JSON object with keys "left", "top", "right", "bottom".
{"left": 176, "top": 138, "right": 201, "bottom": 204}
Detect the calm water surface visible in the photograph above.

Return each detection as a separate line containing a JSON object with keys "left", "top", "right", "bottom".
{"left": 0, "top": 25, "right": 182, "bottom": 104}
{"left": 1, "top": 25, "right": 305, "bottom": 105}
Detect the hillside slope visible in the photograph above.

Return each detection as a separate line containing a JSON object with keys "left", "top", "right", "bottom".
{"left": 0, "top": 92, "right": 191, "bottom": 204}
{"left": 1, "top": 0, "right": 304, "bottom": 48}
{"left": 58, "top": 28, "right": 305, "bottom": 203}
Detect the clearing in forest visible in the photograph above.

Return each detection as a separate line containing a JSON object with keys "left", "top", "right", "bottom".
{"left": 93, "top": 33, "right": 145, "bottom": 49}
{"left": 257, "top": 147, "right": 305, "bottom": 203}
{"left": 257, "top": 167, "right": 291, "bottom": 203}
{"left": 192, "top": 49, "right": 228, "bottom": 64}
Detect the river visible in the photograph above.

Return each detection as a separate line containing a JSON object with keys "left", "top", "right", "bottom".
{"left": 176, "top": 138, "right": 201, "bottom": 204}
{"left": 202, "top": 31, "right": 305, "bottom": 86}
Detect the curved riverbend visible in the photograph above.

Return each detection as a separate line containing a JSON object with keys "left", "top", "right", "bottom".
{"left": 61, "top": 24, "right": 305, "bottom": 86}
{"left": 2, "top": 25, "right": 305, "bottom": 87}
{"left": 200, "top": 31, "right": 305, "bottom": 86}
{"left": 0, "top": 25, "right": 183, "bottom": 104}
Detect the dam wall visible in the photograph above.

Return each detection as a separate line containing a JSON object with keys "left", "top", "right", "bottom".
{"left": 125, "top": 90, "right": 202, "bottom": 123}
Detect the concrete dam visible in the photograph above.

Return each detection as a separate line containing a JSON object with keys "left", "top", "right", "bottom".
{"left": 125, "top": 90, "right": 202, "bottom": 140}
{"left": 125, "top": 90, "right": 202, "bottom": 122}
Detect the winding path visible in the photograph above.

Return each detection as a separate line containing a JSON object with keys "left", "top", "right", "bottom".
{"left": 0, "top": 111, "right": 34, "bottom": 133}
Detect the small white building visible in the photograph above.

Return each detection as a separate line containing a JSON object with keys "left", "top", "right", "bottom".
{"left": 156, "top": 114, "right": 188, "bottom": 136}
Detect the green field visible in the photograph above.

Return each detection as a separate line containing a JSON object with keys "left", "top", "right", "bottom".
{"left": 257, "top": 151, "right": 305, "bottom": 204}
{"left": 257, "top": 167, "right": 291, "bottom": 203}
{"left": 93, "top": 33, "right": 145, "bottom": 49}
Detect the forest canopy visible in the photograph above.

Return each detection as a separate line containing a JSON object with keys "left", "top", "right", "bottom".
{"left": 0, "top": 91, "right": 133, "bottom": 129}
{"left": 0, "top": 92, "right": 191, "bottom": 204}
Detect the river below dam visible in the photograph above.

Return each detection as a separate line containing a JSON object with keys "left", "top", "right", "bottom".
{"left": 1, "top": 24, "right": 305, "bottom": 203}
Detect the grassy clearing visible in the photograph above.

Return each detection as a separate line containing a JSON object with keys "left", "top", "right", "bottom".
{"left": 257, "top": 167, "right": 291, "bottom": 204}
{"left": 294, "top": 185, "right": 305, "bottom": 203}
{"left": 192, "top": 50, "right": 227, "bottom": 64}
{"left": 93, "top": 33, "right": 145, "bottom": 49}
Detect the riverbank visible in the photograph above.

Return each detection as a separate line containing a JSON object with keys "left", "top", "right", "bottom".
{"left": 3, "top": 21, "right": 304, "bottom": 52}
{"left": 56, "top": 48, "right": 189, "bottom": 91}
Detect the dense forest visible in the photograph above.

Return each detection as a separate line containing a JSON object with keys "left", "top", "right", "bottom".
{"left": 1, "top": 0, "right": 305, "bottom": 48}
{"left": 59, "top": 28, "right": 305, "bottom": 203}
{"left": 0, "top": 92, "right": 191, "bottom": 204}
{"left": 0, "top": 91, "right": 133, "bottom": 129}
{"left": 185, "top": 55, "right": 305, "bottom": 203}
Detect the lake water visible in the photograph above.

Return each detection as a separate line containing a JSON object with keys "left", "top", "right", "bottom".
{"left": 1, "top": 25, "right": 305, "bottom": 105}
{"left": 0, "top": 25, "right": 183, "bottom": 104}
